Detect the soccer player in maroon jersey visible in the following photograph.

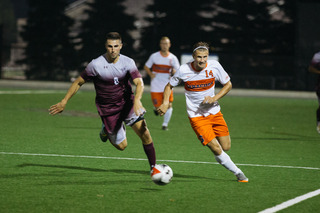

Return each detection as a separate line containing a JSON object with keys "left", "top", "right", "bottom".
{"left": 308, "top": 51, "right": 320, "bottom": 133}
{"left": 49, "top": 32, "right": 156, "bottom": 170}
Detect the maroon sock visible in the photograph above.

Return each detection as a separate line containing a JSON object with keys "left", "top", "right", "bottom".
{"left": 143, "top": 142, "right": 156, "bottom": 168}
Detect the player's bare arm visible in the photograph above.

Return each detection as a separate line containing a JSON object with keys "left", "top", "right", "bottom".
{"left": 157, "top": 83, "right": 173, "bottom": 116}
{"left": 132, "top": 77, "right": 146, "bottom": 116}
{"left": 308, "top": 66, "right": 320, "bottom": 74}
{"left": 202, "top": 81, "right": 232, "bottom": 104}
{"left": 49, "top": 76, "right": 86, "bottom": 115}
{"left": 143, "top": 65, "right": 155, "bottom": 79}
{"left": 171, "top": 68, "right": 177, "bottom": 76}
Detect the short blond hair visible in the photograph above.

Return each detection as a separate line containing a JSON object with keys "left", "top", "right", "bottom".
{"left": 160, "top": 36, "right": 170, "bottom": 42}
{"left": 193, "top": 42, "right": 209, "bottom": 51}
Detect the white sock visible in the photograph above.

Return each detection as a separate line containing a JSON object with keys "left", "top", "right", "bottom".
{"left": 215, "top": 151, "right": 241, "bottom": 175}
{"left": 162, "top": 107, "right": 173, "bottom": 127}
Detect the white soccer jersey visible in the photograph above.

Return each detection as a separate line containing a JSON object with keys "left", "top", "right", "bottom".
{"left": 170, "top": 60, "right": 230, "bottom": 118}
{"left": 145, "top": 51, "right": 180, "bottom": 92}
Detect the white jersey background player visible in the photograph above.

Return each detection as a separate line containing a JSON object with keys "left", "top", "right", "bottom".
{"left": 144, "top": 36, "right": 180, "bottom": 130}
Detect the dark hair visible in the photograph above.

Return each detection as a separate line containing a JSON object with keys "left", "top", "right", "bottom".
{"left": 106, "top": 32, "right": 122, "bottom": 41}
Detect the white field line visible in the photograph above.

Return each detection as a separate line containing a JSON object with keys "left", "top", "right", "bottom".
{"left": 0, "top": 151, "right": 319, "bottom": 171}
{"left": 0, "top": 90, "right": 66, "bottom": 94}
{"left": 258, "top": 189, "right": 320, "bottom": 213}
{"left": 2, "top": 151, "right": 320, "bottom": 212}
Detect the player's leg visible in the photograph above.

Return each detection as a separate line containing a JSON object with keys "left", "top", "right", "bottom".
{"left": 151, "top": 92, "right": 161, "bottom": 116}
{"left": 190, "top": 114, "right": 248, "bottom": 182}
{"left": 207, "top": 139, "right": 248, "bottom": 182}
{"left": 109, "top": 125, "right": 127, "bottom": 151}
{"left": 162, "top": 91, "right": 174, "bottom": 130}
{"left": 100, "top": 115, "right": 128, "bottom": 151}
{"left": 131, "top": 119, "right": 156, "bottom": 168}
{"left": 216, "top": 135, "right": 231, "bottom": 151}
{"left": 213, "top": 112, "right": 231, "bottom": 151}
{"left": 317, "top": 107, "right": 320, "bottom": 133}
{"left": 111, "top": 139, "right": 127, "bottom": 151}
{"left": 316, "top": 90, "right": 320, "bottom": 133}
{"left": 162, "top": 102, "right": 173, "bottom": 130}
{"left": 105, "top": 124, "right": 128, "bottom": 151}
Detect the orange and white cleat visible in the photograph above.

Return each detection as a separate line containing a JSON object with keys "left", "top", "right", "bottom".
{"left": 236, "top": 171, "right": 249, "bottom": 182}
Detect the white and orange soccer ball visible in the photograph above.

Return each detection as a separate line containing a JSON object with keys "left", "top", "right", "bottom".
{"left": 150, "top": 164, "right": 173, "bottom": 185}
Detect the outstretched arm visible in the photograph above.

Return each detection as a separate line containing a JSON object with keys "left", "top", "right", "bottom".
{"left": 157, "top": 83, "right": 174, "bottom": 116}
{"left": 202, "top": 81, "right": 232, "bottom": 104}
{"left": 49, "top": 76, "right": 86, "bottom": 115}
{"left": 132, "top": 77, "right": 146, "bottom": 116}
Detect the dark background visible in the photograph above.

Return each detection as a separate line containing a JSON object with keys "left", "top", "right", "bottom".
{"left": 1, "top": 0, "right": 320, "bottom": 91}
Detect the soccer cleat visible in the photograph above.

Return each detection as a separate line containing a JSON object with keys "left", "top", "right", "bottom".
{"left": 162, "top": 126, "right": 168, "bottom": 131}
{"left": 150, "top": 165, "right": 161, "bottom": 177}
{"left": 236, "top": 171, "right": 249, "bottom": 182}
{"left": 99, "top": 124, "right": 108, "bottom": 142}
{"left": 153, "top": 109, "right": 159, "bottom": 116}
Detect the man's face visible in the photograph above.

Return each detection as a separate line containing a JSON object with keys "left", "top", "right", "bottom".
{"left": 192, "top": 49, "right": 208, "bottom": 71}
{"left": 105, "top": 39, "right": 122, "bottom": 60}
{"left": 160, "top": 39, "right": 171, "bottom": 52}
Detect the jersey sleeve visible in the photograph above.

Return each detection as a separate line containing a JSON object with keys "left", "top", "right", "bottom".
{"left": 214, "top": 61, "right": 230, "bottom": 85}
{"left": 169, "top": 67, "right": 181, "bottom": 87}
{"left": 128, "top": 59, "right": 142, "bottom": 80}
{"left": 145, "top": 54, "right": 154, "bottom": 68}
{"left": 172, "top": 55, "right": 180, "bottom": 70}
{"left": 80, "top": 60, "right": 97, "bottom": 81}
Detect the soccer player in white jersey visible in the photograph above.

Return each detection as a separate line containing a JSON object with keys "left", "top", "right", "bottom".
{"left": 157, "top": 42, "right": 249, "bottom": 182}
{"left": 308, "top": 51, "right": 320, "bottom": 133}
{"left": 49, "top": 32, "right": 157, "bottom": 172}
{"left": 144, "top": 37, "right": 180, "bottom": 130}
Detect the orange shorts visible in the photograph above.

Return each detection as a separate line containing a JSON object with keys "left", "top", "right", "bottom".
{"left": 151, "top": 91, "right": 174, "bottom": 108}
{"left": 188, "top": 111, "right": 229, "bottom": 146}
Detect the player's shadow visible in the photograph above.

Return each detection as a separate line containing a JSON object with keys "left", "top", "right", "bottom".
{"left": 15, "top": 163, "right": 216, "bottom": 181}
{"left": 17, "top": 163, "right": 146, "bottom": 174}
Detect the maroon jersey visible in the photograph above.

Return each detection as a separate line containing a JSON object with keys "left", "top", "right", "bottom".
{"left": 81, "top": 54, "right": 141, "bottom": 116}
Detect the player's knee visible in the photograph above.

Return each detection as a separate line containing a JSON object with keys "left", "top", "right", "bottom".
{"left": 117, "top": 146, "right": 126, "bottom": 151}
{"left": 141, "top": 130, "right": 153, "bottom": 145}
{"left": 113, "top": 140, "right": 127, "bottom": 151}
{"left": 217, "top": 136, "right": 231, "bottom": 152}
{"left": 116, "top": 143, "right": 127, "bottom": 151}
{"left": 222, "top": 143, "right": 231, "bottom": 151}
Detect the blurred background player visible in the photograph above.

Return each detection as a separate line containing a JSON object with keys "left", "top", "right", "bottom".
{"left": 49, "top": 32, "right": 156, "bottom": 171}
{"left": 144, "top": 37, "right": 180, "bottom": 130}
{"left": 157, "top": 42, "right": 249, "bottom": 182}
{"left": 308, "top": 51, "right": 320, "bottom": 134}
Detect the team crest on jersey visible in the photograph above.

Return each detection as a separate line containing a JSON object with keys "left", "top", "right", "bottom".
{"left": 114, "top": 77, "right": 119, "bottom": 85}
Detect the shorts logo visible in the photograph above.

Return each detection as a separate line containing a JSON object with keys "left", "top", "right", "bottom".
{"left": 198, "top": 135, "right": 204, "bottom": 143}
{"left": 153, "top": 99, "right": 158, "bottom": 105}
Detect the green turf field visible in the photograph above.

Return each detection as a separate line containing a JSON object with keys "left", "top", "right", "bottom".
{"left": 0, "top": 88, "right": 319, "bottom": 213}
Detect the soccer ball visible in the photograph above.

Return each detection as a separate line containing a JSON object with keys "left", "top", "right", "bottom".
{"left": 151, "top": 164, "right": 173, "bottom": 185}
